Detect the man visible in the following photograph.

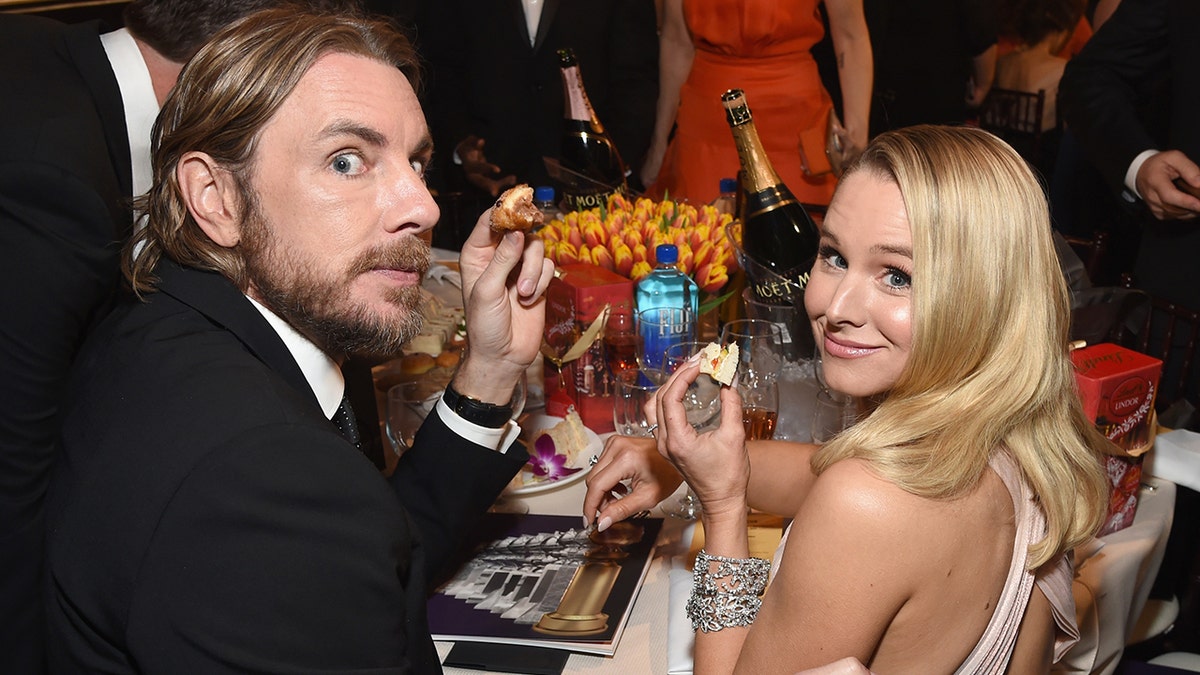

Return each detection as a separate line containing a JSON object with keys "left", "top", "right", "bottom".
{"left": 417, "top": 0, "right": 658, "bottom": 198}
{"left": 1059, "top": 0, "right": 1200, "bottom": 303}
{"left": 867, "top": 0, "right": 998, "bottom": 135}
{"left": 43, "top": 8, "right": 553, "bottom": 672}
{"left": 0, "top": 2, "right": 344, "bottom": 670}
{"left": 1059, "top": 0, "right": 1200, "bottom": 650}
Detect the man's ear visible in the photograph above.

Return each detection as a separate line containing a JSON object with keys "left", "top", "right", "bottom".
{"left": 177, "top": 151, "right": 243, "bottom": 247}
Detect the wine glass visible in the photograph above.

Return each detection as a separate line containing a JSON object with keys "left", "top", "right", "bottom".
{"left": 612, "top": 368, "right": 666, "bottom": 437}
{"left": 720, "top": 319, "right": 784, "bottom": 441}
{"left": 663, "top": 340, "right": 723, "bottom": 431}
{"left": 636, "top": 307, "right": 695, "bottom": 372}
{"left": 386, "top": 382, "right": 437, "bottom": 456}
{"left": 811, "top": 388, "right": 857, "bottom": 443}
{"left": 660, "top": 340, "right": 724, "bottom": 520}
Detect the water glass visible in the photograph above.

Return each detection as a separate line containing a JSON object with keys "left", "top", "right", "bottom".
{"left": 612, "top": 368, "right": 666, "bottom": 437}
{"left": 663, "top": 340, "right": 723, "bottom": 431}
{"left": 386, "top": 382, "right": 438, "bottom": 455}
{"left": 811, "top": 389, "right": 857, "bottom": 443}
{"left": 720, "top": 319, "right": 784, "bottom": 441}
{"left": 604, "top": 309, "right": 641, "bottom": 377}
{"left": 637, "top": 307, "right": 695, "bottom": 371}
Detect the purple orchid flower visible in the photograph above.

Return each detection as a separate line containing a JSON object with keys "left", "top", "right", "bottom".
{"left": 527, "top": 434, "right": 583, "bottom": 481}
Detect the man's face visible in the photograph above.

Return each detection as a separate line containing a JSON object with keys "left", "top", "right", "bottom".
{"left": 241, "top": 51, "right": 438, "bottom": 358}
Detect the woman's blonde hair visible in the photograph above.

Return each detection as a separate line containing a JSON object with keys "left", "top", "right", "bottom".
{"left": 123, "top": 6, "right": 421, "bottom": 295}
{"left": 811, "top": 125, "right": 1109, "bottom": 567}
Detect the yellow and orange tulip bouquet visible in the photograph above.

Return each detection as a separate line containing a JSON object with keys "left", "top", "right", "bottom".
{"left": 539, "top": 193, "right": 737, "bottom": 295}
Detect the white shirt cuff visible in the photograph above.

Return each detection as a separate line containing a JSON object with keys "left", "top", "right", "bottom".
{"left": 1125, "top": 149, "right": 1159, "bottom": 199}
{"left": 435, "top": 398, "right": 522, "bottom": 452}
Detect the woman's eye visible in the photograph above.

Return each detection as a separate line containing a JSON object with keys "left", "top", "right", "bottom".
{"left": 818, "top": 245, "right": 847, "bottom": 270}
{"left": 884, "top": 268, "right": 912, "bottom": 289}
{"left": 331, "top": 153, "right": 365, "bottom": 175}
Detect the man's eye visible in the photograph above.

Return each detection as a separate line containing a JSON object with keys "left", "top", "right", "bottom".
{"left": 410, "top": 158, "right": 426, "bottom": 177}
{"left": 331, "top": 153, "right": 365, "bottom": 175}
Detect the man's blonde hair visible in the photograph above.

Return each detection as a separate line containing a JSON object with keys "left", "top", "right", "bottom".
{"left": 123, "top": 7, "right": 422, "bottom": 294}
{"left": 812, "top": 125, "right": 1109, "bottom": 567}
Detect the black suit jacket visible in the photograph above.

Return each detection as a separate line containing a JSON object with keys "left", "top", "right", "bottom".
{"left": 1059, "top": 0, "right": 1200, "bottom": 309}
{"left": 44, "top": 261, "right": 527, "bottom": 673}
{"left": 418, "top": 0, "right": 658, "bottom": 193}
{"left": 0, "top": 15, "right": 131, "bottom": 673}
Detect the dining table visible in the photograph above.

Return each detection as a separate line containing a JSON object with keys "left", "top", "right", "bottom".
{"left": 417, "top": 251, "right": 1187, "bottom": 674}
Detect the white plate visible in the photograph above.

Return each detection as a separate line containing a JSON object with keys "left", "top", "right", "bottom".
{"left": 505, "top": 413, "right": 601, "bottom": 496}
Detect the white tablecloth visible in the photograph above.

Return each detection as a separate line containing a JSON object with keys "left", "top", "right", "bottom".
{"left": 1057, "top": 475, "right": 1177, "bottom": 675}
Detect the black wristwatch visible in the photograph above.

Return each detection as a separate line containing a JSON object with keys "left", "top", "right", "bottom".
{"left": 442, "top": 382, "right": 514, "bottom": 428}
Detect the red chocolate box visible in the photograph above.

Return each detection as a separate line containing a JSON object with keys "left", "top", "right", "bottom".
{"left": 1071, "top": 343, "right": 1162, "bottom": 535}
{"left": 543, "top": 264, "right": 634, "bottom": 433}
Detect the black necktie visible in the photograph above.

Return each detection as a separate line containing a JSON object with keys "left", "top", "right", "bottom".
{"left": 332, "top": 395, "right": 362, "bottom": 449}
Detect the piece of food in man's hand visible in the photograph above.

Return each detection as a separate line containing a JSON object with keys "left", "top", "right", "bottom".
{"left": 490, "top": 184, "right": 543, "bottom": 232}
{"left": 699, "top": 342, "right": 739, "bottom": 386}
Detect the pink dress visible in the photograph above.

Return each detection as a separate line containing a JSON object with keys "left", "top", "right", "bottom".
{"left": 770, "top": 452, "right": 1079, "bottom": 672}
{"left": 652, "top": 0, "right": 838, "bottom": 206}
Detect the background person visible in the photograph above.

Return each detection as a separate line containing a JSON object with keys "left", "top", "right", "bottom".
{"left": 641, "top": 0, "right": 872, "bottom": 206}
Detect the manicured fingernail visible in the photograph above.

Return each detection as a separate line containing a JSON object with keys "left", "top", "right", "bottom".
{"left": 597, "top": 516, "right": 612, "bottom": 532}
{"left": 582, "top": 516, "right": 589, "bottom": 528}
{"left": 687, "top": 352, "right": 703, "bottom": 364}
{"left": 520, "top": 278, "right": 534, "bottom": 295}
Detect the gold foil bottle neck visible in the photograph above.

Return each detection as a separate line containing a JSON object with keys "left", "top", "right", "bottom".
{"left": 722, "top": 89, "right": 752, "bottom": 126}
{"left": 723, "top": 90, "right": 780, "bottom": 194}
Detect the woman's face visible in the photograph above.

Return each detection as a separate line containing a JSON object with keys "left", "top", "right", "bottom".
{"left": 805, "top": 171, "right": 914, "bottom": 398}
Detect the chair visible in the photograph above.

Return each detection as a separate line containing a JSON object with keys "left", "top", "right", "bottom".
{"left": 1117, "top": 275, "right": 1200, "bottom": 413}
{"left": 979, "top": 87, "right": 1046, "bottom": 165}
{"left": 1064, "top": 230, "right": 1114, "bottom": 287}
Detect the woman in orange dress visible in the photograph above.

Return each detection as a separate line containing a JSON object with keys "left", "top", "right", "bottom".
{"left": 641, "top": 0, "right": 872, "bottom": 206}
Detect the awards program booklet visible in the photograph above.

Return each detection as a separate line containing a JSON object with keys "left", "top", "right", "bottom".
{"left": 429, "top": 513, "right": 663, "bottom": 656}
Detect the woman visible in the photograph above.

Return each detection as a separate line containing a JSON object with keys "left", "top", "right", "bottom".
{"left": 996, "top": 0, "right": 1087, "bottom": 132}
{"left": 585, "top": 126, "right": 1109, "bottom": 673}
{"left": 640, "top": 0, "right": 872, "bottom": 205}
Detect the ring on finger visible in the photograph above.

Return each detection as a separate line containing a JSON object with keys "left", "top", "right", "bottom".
{"left": 645, "top": 423, "right": 659, "bottom": 435}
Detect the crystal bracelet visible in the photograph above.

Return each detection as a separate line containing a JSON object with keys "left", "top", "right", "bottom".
{"left": 686, "top": 549, "right": 770, "bottom": 632}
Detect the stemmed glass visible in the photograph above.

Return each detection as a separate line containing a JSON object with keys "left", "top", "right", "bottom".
{"left": 719, "top": 319, "right": 783, "bottom": 441}
{"left": 659, "top": 340, "right": 725, "bottom": 520}
{"left": 809, "top": 348, "right": 857, "bottom": 443}
{"left": 386, "top": 382, "right": 438, "bottom": 456}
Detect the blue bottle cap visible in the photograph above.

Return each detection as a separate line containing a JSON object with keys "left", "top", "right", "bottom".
{"left": 719, "top": 177, "right": 738, "bottom": 194}
{"left": 655, "top": 244, "right": 678, "bottom": 264}
{"left": 534, "top": 185, "right": 555, "bottom": 202}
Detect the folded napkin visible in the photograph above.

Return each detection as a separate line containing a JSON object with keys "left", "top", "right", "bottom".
{"left": 1146, "top": 429, "right": 1200, "bottom": 493}
{"left": 425, "top": 262, "right": 462, "bottom": 289}
{"left": 667, "top": 554, "right": 696, "bottom": 675}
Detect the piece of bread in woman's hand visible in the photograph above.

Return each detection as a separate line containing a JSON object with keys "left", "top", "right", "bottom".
{"left": 490, "top": 184, "right": 543, "bottom": 233}
{"left": 699, "top": 342, "right": 739, "bottom": 386}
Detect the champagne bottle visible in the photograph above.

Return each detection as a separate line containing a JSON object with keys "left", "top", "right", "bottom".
{"left": 722, "top": 88, "right": 819, "bottom": 355}
{"left": 558, "top": 48, "right": 627, "bottom": 211}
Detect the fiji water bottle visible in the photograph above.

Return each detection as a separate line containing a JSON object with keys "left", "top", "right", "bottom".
{"left": 636, "top": 244, "right": 699, "bottom": 370}
{"left": 533, "top": 186, "right": 559, "bottom": 229}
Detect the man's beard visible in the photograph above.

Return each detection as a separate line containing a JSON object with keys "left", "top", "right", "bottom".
{"left": 240, "top": 205, "right": 431, "bottom": 360}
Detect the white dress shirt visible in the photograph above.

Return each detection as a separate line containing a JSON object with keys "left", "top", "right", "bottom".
{"left": 521, "top": 0, "right": 545, "bottom": 46}
{"left": 245, "top": 296, "right": 519, "bottom": 452}
{"left": 99, "top": 28, "right": 158, "bottom": 201}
